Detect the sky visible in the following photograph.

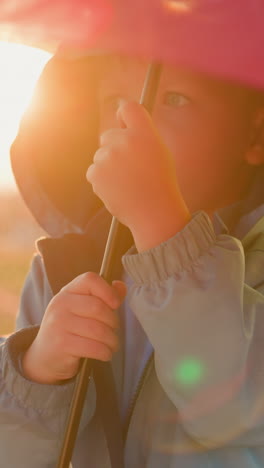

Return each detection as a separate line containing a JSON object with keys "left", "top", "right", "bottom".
{"left": 0, "top": 41, "right": 51, "bottom": 191}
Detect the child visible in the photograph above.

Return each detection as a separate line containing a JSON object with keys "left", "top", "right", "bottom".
{"left": 1, "top": 1, "right": 264, "bottom": 467}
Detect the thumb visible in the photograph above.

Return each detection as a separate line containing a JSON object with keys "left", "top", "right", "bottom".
{"left": 112, "top": 280, "right": 127, "bottom": 302}
{"left": 116, "top": 100, "right": 154, "bottom": 133}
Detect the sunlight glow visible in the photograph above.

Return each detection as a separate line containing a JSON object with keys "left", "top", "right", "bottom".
{"left": 0, "top": 41, "right": 51, "bottom": 190}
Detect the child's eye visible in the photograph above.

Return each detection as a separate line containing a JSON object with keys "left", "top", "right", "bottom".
{"left": 163, "top": 92, "right": 189, "bottom": 108}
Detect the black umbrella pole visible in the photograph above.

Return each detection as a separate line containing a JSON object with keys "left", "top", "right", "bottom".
{"left": 56, "top": 62, "right": 162, "bottom": 468}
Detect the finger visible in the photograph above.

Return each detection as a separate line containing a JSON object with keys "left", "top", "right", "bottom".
{"left": 92, "top": 145, "right": 109, "bottom": 164}
{"left": 63, "top": 315, "right": 119, "bottom": 352}
{"left": 116, "top": 100, "right": 154, "bottom": 132}
{"left": 86, "top": 162, "right": 98, "bottom": 190}
{"left": 50, "top": 292, "right": 120, "bottom": 328}
{"left": 63, "top": 271, "right": 122, "bottom": 309}
{"left": 112, "top": 280, "right": 127, "bottom": 301}
{"left": 99, "top": 128, "right": 125, "bottom": 147}
{"left": 65, "top": 333, "right": 115, "bottom": 362}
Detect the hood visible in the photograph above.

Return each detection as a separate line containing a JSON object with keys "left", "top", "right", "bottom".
{"left": 11, "top": 54, "right": 105, "bottom": 237}
{"left": 10, "top": 51, "right": 264, "bottom": 239}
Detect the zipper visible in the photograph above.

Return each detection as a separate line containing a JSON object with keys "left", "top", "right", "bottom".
{"left": 123, "top": 352, "right": 154, "bottom": 442}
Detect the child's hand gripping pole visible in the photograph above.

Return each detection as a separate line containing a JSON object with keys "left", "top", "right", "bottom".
{"left": 56, "top": 62, "right": 162, "bottom": 468}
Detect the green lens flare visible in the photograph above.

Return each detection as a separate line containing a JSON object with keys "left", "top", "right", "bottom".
{"left": 174, "top": 358, "right": 204, "bottom": 386}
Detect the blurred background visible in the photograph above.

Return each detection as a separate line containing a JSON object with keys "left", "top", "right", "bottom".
{"left": 0, "top": 41, "right": 51, "bottom": 335}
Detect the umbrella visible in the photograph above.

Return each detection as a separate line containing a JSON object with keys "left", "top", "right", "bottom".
{"left": 0, "top": 0, "right": 111, "bottom": 51}
{"left": 1, "top": 1, "right": 264, "bottom": 467}
{"left": 0, "top": 0, "right": 264, "bottom": 89}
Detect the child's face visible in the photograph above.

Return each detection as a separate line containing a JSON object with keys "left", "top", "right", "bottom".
{"left": 99, "top": 56, "right": 261, "bottom": 213}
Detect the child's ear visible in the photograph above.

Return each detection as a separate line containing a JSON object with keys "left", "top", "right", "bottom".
{"left": 246, "top": 106, "right": 264, "bottom": 166}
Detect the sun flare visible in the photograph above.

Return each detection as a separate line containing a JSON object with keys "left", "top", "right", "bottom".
{"left": 0, "top": 41, "right": 51, "bottom": 189}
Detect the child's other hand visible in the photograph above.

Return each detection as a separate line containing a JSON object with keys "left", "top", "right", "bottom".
{"left": 22, "top": 273, "right": 126, "bottom": 384}
{"left": 87, "top": 101, "right": 190, "bottom": 251}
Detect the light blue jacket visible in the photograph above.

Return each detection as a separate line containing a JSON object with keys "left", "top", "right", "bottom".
{"left": 1, "top": 202, "right": 264, "bottom": 467}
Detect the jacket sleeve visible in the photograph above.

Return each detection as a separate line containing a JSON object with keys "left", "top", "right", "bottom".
{"left": 0, "top": 254, "right": 96, "bottom": 468}
{"left": 122, "top": 211, "right": 264, "bottom": 448}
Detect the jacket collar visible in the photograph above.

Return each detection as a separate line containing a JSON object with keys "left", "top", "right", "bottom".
{"left": 37, "top": 208, "right": 133, "bottom": 294}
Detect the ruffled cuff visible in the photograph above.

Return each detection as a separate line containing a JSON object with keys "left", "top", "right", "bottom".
{"left": 122, "top": 211, "right": 216, "bottom": 284}
{"left": 2, "top": 327, "right": 77, "bottom": 411}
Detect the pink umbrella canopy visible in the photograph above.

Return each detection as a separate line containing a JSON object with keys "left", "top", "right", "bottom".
{"left": 0, "top": 0, "right": 112, "bottom": 51}
{"left": 0, "top": 0, "right": 264, "bottom": 89}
